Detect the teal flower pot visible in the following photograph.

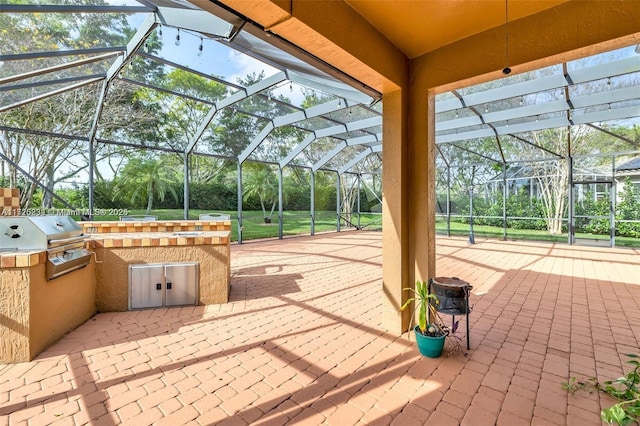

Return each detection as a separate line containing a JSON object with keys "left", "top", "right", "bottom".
{"left": 414, "top": 325, "right": 446, "bottom": 358}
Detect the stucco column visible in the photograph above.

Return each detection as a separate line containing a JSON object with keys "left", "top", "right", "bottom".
{"left": 381, "top": 89, "right": 409, "bottom": 334}
{"left": 381, "top": 82, "right": 436, "bottom": 335}
{"left": 409, "top": 85, "right": 436, "bottom": 293}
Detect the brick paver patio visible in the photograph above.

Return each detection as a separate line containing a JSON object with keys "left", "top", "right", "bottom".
{"left": 1, "top": 232, "right": 639, "bottom": 425}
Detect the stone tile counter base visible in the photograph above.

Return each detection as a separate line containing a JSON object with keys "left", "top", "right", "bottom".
{"left": 89, "top": 231, "right": 231, "bottom": 311}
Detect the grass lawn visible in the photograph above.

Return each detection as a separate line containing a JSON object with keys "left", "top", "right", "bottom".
{"left": 87, "top": 209, "right": 382, "bottom": 242}
{"left": 84, "top": 209, "right": 638, "bottom": 247}
{"left": 436, "top": 218, "right": 640, "bottom": 248}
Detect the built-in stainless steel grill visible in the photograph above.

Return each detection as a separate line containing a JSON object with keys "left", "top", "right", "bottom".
{"left": 0, "top": 216, "right": 91, "bottom": 280}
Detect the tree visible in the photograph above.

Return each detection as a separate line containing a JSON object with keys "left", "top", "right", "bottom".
{"left": 617, "top": 177, "right": 640, "bottom": 221}
{"left": 528, "top": 125, "right": 621, "bottom": 234}
{"left": 0, "top": 5, "right": 163, "bottom": 208}
{"left": 113, "top": 156, "right": 180, "bottom": 214}
{"left": 242, "top": 163, "right": 278, "bottom": 223}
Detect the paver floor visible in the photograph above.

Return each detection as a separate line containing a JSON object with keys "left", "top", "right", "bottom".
{"left": 1, "top": 232, "right": 639, "bottom": 425}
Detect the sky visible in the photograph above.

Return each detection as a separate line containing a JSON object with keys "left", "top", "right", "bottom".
{"left": 128, "top": 12, "right": 306, "bottom": 105}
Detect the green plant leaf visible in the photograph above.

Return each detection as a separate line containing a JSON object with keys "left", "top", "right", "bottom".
{"left": 604, "top": 404, "right": 627, "bottom": 425}
{"left": 418, "top": 301, "right": 426, "bottom": 332}
{"left": 400, "top": 298, "right": 415, "bottom": 312}
{"left": 625, "top": 403, "right": 640, "bottom": 416}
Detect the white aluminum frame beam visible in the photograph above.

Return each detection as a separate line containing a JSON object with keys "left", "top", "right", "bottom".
{"left": 0, "top": 4, "right": 151, "bottom": 13}
{"left": 437, "top": 55, "right": 640, "bottom": 113}
{"left": 1, "top": 74, "right": 105, "bottom": 92}
{"left": 287, "top": 70, "right": 374, "bottom": 105}
{"left": 0, "top": 47, "right": 126, "bottom": 62}
{"left": 239, "top": 111, "right": 380, "bottom": 164}
{"left": 338, "top": 145, "right": 382, "bottom": 175}
{"left": 315, "top": 116, "right": 381, "bottom": 139}
{"left": 281, "top": 132, "right": 382, "bottom": 169}
{"left": 118, "top": 77, "right": 215, "bottom": 106}
{"left": 437, "top": 103, "right": 639, "bottom": 145}
{"left": 185, "top": 71, "right": 287, "bottom": 153}
{"left": 345, "top": 133, "right": 382, "bottom": 146}
{"left": 138, "top": 52, "right": 242, "bottom": 89}
{"left": 279, "top": 134, "right": 316, "bottom": 168}
{"left": 86, "top": 13, "right": 157, "bottom": 144}
{"left": 240, "top": 97, "right": 357, "bottom": 163}
{"left": 272, "top": 98, "right": 356, "bottom": 127}
{"left": 312, "top": 144, "right": 346, "bottom": 173}
{"left": 0, "top": 52, "right": 119, "bottom": 85}
{"left": 437, "top": 86, "right": 640, "bottom": 131}
{"left": 0, "top": 77, "right": 103, "bottom": 113}
{"left": 156, "top": 7, "right": 233, "bottom": 38}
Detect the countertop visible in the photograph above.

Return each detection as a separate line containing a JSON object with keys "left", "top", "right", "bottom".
{"left": 88, "top": 230, "right": 231, "bottom": 248}
{"left": 0, "top": 230, "right": 231, "bottom": 269}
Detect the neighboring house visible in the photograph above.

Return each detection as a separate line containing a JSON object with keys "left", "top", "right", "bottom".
{"left": 615, "top": 157, "right": 640, "bottom": 200}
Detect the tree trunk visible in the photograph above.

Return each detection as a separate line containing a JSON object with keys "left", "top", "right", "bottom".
{"left": 146, "top": 192, "right": 153, "bottom": 215}
{"left": 42, "top": 164, "right": 55, "bottom": 209}
{"left": 259, "top": 198, "right": 267, "bottom": 219}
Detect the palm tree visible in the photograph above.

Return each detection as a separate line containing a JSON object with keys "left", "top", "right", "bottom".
{"left": 114, "top": 156, "right": 180, "bottom": 214}
{"left": 243, "top": 163, "right": 278, "bottom": 223}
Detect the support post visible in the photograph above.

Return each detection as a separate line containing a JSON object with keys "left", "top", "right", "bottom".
{"left": 183, "top": 153, "right": 189, "bottom": 220}
{"left": 278, "top": 165, "right": 283, "bottom": 239}
{"left": 568, "top": 155, "right": 574, "bottom": 245}
{"left": 88, "top": 140, "right": 95, "bottom": 220}
{"left": 237, "top": 160, "right": 243, "bottom": 244}
{"left": 336, "top": 172, "right": 341, "bottom": 232}
{"left": 310, "top": 170, "right": 315, "bottom": 236}
{"left": 446, "top": 167, "right": 451, "bottom": 237}
{"left": 357, "top": 174, "right": 362, "bottom": 229}
{"left": 611, "top": 155, "right": 616, "bottom": 248}
{"left": 468, "top": 186, "right": 475, "bottom": 244}
{"left": 502, "top": 163, "right": 507, "bottom": 240}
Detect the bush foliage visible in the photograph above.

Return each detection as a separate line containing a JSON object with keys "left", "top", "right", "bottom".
{"left": 438, "top": 179, "right": 640, "bottom": 238}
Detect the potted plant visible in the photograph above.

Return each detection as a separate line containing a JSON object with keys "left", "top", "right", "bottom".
{"left": 401, "top": 280, "right": 448, "bottom": 358}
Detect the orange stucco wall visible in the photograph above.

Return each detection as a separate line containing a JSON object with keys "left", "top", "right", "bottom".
{"left": 94, "top": 244, "right": 231, "bottom": 312}
{"left": 0, "top": 262, "right": 96, "bottom": 363}
{"left": 28, "top": 263, "right": 96, "bottom": 360}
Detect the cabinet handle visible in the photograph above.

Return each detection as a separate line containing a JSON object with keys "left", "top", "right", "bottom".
{"left": 156, "top": 283, "right": 162, "bottom": 290}
{"left": 167, "top": 282, "right": 172, "bottom": 290}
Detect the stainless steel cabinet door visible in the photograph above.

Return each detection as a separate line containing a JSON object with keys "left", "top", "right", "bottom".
{"left": 129, "top": 264, "right": 165, "bottom": 309}
{"left": 164, "top": 263, "right": 198, "bottom": 307}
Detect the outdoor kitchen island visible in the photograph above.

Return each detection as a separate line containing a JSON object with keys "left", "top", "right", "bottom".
{"left": 82, "top": 220, "right": 232, "bottom": 312}
{"left": 0, "top": 218, "right": 231, "bottom": 362}
{"left": 87, "top": 230, "right": 231, "bottom": 311}
{"left": 0, "top": 248, "right": 95, "bottom": 363}
{"left": 0, "top": 215, "right": 96, "bottom": 363}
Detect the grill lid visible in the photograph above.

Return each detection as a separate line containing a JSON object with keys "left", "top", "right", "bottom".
{"left": 0, "top": 216, "right": 83, "bottom": 250}
{"left": 0, "top": 216, "right": 92, "bottom": 280}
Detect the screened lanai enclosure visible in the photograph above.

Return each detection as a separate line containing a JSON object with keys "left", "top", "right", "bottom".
{"left": 0, "top": 0, "right": 383, "bottom": 242}
{"left": 435, "top": 45, "right": 640, "bottom": 248}
{"left": 1, "top": 1, "right": 639, "bottom": 246}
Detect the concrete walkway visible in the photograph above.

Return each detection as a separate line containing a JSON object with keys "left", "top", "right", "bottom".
{"left": 1, "top": 232, "right": 639, "bottom": 425}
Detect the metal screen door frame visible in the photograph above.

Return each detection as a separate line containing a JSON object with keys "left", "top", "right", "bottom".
{"left": 570, "top": 180, "right": 615, "bottom": 248}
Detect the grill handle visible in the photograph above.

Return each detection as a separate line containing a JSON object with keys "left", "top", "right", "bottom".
{"left": 48, "top": 235, "right": 87, "bottom": 247}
